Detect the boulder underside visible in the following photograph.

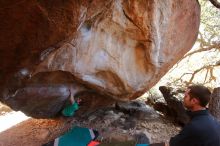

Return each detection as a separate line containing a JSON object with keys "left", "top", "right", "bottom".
{"left": 0, "top": 0, "right": 200, "bottom": 118}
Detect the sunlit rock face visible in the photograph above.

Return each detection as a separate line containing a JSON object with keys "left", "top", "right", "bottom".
{"left": 0, "top": 0, "right": 200, "bottom": 118}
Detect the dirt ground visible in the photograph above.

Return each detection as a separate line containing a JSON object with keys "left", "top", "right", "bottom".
{"left": 0, "top": 104, "right": 181, "bottom": 146}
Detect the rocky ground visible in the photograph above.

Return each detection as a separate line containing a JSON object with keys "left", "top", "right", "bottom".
{"left": 0, "top": 100, "right": 181, "bottom": 146}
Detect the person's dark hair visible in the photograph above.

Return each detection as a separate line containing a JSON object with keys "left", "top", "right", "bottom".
{"left": 188, "top": 85, "right": 211, "bottom": 107}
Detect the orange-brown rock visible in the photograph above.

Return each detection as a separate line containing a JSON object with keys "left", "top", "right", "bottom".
{"left": 0, "top": 0, "right": 200, "bottom": 117}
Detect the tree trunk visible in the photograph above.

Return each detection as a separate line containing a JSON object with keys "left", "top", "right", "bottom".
{"left": 158, "top": 86, "right": 190, "bottom": 126}
{"left": 209, "top": 87, "right": 220, "bottom": 122}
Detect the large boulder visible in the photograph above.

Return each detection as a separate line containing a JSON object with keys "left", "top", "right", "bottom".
{"left": 0, "top": 0, "right": 200, "bottom": 117}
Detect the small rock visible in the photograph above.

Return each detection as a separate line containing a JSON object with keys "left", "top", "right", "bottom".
{"left": 140, "top": 123, "right": 147, "bottom": 128}
{"left": 120, "top": 118, "right": 125, "bottom": 122}
{"left": 118, "top": 112, "right": 124, "bottom": 116}
{"left": 134, "top": 132, "right": 150, "bottom": 144}
{"left": 153, "top": 128, "right": 159, "bottom": 133}
{"left": 105, "top": 110, "right": 114, "bottom": 115}
{"left": 88, "top": 115, "right": 97, "bottom": 121}
{"left": 35, "top": 129, "right": 50, "bottom": 140}
{"left": 108, "top": 132, "right": 134, "bottom": 142}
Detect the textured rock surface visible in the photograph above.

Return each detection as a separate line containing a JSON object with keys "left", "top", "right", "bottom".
{"left": 6, "top": 84, "right": 70, "bottom": 118}
{"left": 0, "top": 0, "right": 200, "bottom": 117}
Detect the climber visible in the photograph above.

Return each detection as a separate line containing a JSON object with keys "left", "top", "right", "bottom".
{"left": 62, "top": 85, "right": 80, "bottom": 117}
{"left": 168, "top": 85, "right": 220, "bottom": 146}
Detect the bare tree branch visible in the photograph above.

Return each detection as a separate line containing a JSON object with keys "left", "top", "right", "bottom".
{"left": 184, "top": 44, "right": 220, "bottom": 58}
{"left": 209, "top": 0, "right": 220, "bottom": 9}
{"left": 186, "top": 64, "right": 220, "bottom": 85}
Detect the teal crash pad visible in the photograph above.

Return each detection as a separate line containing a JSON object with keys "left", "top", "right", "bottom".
{"left": 57, "top": 126, "right": 96, "bottom": 146}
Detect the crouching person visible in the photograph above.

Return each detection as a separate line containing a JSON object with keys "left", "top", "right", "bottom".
{"left": 169, "top": 85, "right": 220, "bottom": 146}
